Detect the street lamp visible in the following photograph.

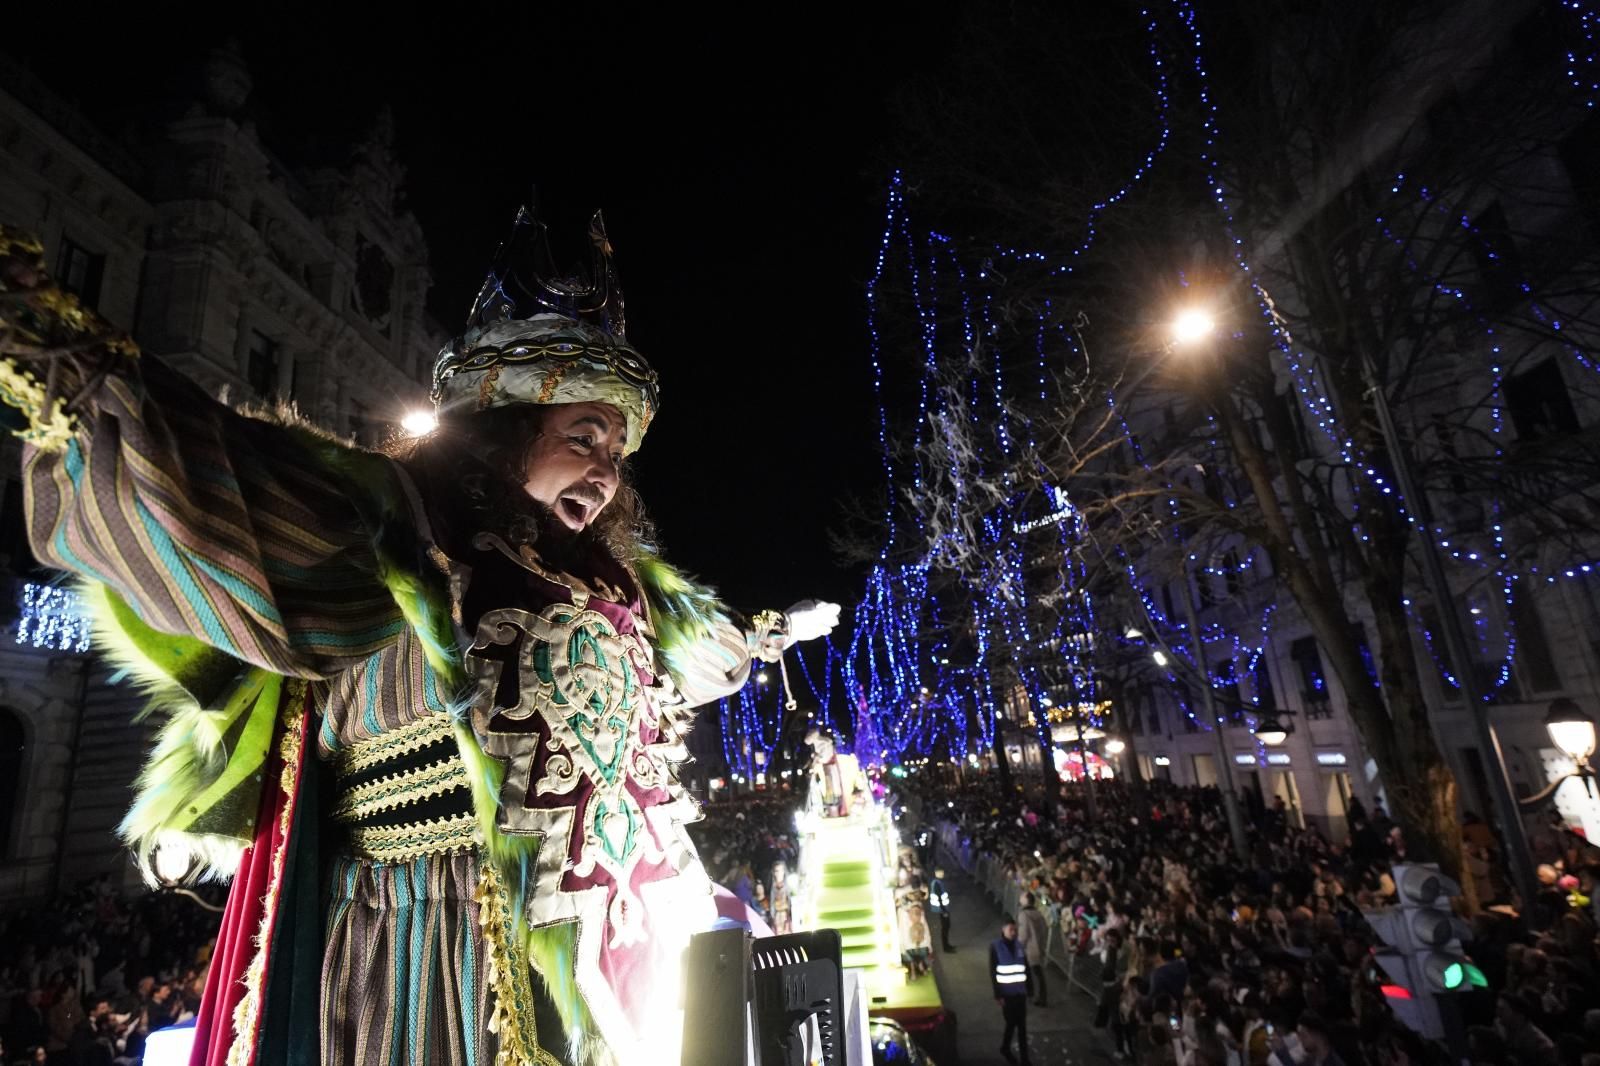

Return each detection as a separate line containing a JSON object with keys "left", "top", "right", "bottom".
{"left": 1254, "top": 712, "right": 1291, "bottom": 747}
{"left": 1152, "top": 649, "right": 1170, "bottom": 668}
{"left": 1545, "top": 698, "right": 1596, "bottom": 765}
{"left": 1170, "top": 308, "right": 1217, "bottom": 347}
{"left": 1518, "top": 699, "right": 1598, "bottom": 808}
{"left": 1104, "top": 738, "right": 1127, "bottom": 756}
{"left": 400, "top": 409, "right": 438, "bottom": 437}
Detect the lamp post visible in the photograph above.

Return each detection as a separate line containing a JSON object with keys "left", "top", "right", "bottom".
{"left": 1543, "top": 698, "right": 1595, "bottom": 767}
{"left": 1154, "top": 309, "right": 1252, "bottom": 863}
{"left": 1518, "top": 699, "right": 1597, "bottom": 807}
{"left": 1254, "top": 711, "right": 1291, "bottom": 747}
{"left": 1178, "top": 574, "right": 1254, "bottom": 863}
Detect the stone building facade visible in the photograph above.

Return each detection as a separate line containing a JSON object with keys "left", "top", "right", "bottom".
{"left": 0, "top": 44, "right": 441, "bottom": 901}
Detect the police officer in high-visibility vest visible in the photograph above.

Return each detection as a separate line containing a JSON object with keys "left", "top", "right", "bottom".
{"left": 990, "top": 915, "right": 1033, "bottom": 1065}
{"left": 928, "top": 868, "right": 954, "bottom": 951}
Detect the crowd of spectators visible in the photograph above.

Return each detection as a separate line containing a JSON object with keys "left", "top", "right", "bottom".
{"left": 688, "top": 794, "right": 803, "bottom": 934}
{"left": 925, "top": 771, "right": 1600, "bottom": 1066}
{"left": 0, "top": 876, "right": 222, "bottom": 1066}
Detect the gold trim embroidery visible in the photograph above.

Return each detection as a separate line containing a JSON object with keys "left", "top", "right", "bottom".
{"left": 336, "top": 712, "right": 456, "bottom": 779}
{"left": 536, "top": 363, "right": 567, "bottom": 403}
{"left": 226, "top": 680, "right": 308, "bottom": 1066}
{"left": 477, "top": 362, "right": 503, "bottom": 410}
{"left": 0, "top": 357, "right": 76, "bottom": 452}
{"left": 347, "top": 812, "right": 479, "bottom": 864}
{"left": 476, "top": 860, "right": 562, "bottom": 1066}
{"left": 331, "top": 757, "right": 471, "bottom": 823}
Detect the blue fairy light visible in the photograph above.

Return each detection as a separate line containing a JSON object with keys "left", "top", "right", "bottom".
{"left": 16, "top": 582, "right": 91, "bottom": 653}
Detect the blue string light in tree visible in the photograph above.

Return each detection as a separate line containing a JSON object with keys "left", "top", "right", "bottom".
{"left": 1561, "top": 0, "right": 1600, "bottom": 106}
{"left": 16, "top": 583, "right": 91, "bottom": 653}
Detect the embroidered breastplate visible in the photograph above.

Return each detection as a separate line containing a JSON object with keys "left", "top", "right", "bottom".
{"left": 462, "top": 545, "right": 711, "bottom": 1060}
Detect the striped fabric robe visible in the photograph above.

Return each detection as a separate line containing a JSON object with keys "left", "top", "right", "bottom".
{"left": 23, "top": 354, "right": 754, "bottom": 1066}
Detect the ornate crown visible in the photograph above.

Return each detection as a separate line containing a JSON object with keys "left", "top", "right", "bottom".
{"left": 431, "top": 204, "right": 660, "bottom": 454}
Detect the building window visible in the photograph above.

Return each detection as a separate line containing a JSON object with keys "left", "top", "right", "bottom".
{"left": 1577, "top": 576, "right": 1600, "bottom": 679}
{"left": 1467, "top": 201, "right": 1521, "bottom": 309}
{"left": 57, "top": 238, "right": 105, "bottom": 310}
{"left": 1217, "top": 660, "right": 1245, "bottom": 727}
{"left": 1254, "top": 657, "right": 1277, "bottom": 713}
{"left": 247, "top": 331, "right": 281, "bottom": 400}
{"left": 0, "top": 708, "right": 22, "bottom": 858}
{"left": 0, "top": 477, "right": 37, "bottom": 581}
{"left": 1351, "top": 623, "right": 1380, "bottom": 688}
{"left": 1417, "top": 605, "right": 1453, "bottom": 676}
{"left": 1432, "top": 417, "right": 1469, "bottom": 495}
{"left": 1290, "top": 636, "right": 1332, "bottom": 718}
{"left": 348, "top": 399, "right": 373, "bottom": 446}
{"left": 1175, "top": 681, "right": 1198, "bottom": 733}
{"left": 1223, "top": 550, "right": 1244, "bottom": 598}
{"left": 1509, "top": 593, "right": 1561, "bottom": 693}
{"left": 1560, "top": 108, "right": 1600, "bottom": 238}
{"left": 1505, "top": 359, "right": 1581, "bottom": 441}
{"left": 1277, "top": 388, "right": 1313, "bottom": 457}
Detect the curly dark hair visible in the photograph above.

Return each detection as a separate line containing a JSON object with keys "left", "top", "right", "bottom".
{"left": 383, "top": 405, "right": 655, "bottom": 566}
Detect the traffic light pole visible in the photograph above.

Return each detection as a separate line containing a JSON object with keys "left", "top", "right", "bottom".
{"left": 1179, "top": 573, "right": 1253, "bottom": 864}
{"left": 1356, "top": 349, "right": 1539, "bottom": 916}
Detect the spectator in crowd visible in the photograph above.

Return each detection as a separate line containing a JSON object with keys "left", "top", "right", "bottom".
{"left": 686, "top": 795, "right": 803, "bottom": 930}
{"left": 1271, "top": 1011, "right": 1346, "bottom": 1066}
{"left": 918, "top": 766, "right": 1600, "bottom": 1066}
{"left": 0, "top": 876, "right": 222, "bottom": 1066}
{"left": 1095, "top": 927, "right": 1127, "bottom": 1030}
{"left": 1017, "top": 891, "right": 1050, "bottom": 1007}
{"left": 1496, "top": 992, "right": 1557, "bottom": 1064}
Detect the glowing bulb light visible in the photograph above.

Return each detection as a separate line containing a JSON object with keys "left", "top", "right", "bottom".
{"left": 400, "top": 409, "right": 438, "bottom": 437}
{"left": 1170, "top": 308, "right": 1216, "bottom": 346}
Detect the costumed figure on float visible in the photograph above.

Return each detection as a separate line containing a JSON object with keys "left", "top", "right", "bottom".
{"left": 768, "top": 861, "right": 793, "bottom": 935}
{"left": 803, "top": 728, "right": 869, "bottom": 819}
{"left": 0, "top": 210, "right": 840, "bottom": 1066}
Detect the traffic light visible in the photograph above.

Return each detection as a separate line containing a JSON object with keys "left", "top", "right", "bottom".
{"left": 1361, "top": 863, "right": 1483, "bottom": 1041}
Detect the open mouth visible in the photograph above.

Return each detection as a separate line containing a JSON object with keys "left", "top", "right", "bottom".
{"left": 557, "top": 495, "right": 593, "bottom": 529}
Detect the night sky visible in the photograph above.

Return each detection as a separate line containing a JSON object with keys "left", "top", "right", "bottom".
{"left": 8, "top": 8, "right": 965, "bottom": 611}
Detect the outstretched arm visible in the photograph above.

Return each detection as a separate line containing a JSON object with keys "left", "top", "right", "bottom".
{"left": 656, "top": 598, "right": 842, "bottom": 711}
{"left": 2, "top": 227, "right": 405, "bottom": 679}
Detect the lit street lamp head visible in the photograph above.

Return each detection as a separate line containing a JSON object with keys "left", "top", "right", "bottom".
{"left": 1254, "top": 712, "right": 1290, "bottom": 747}
{"left": 400, "top": 409, "right": 439, "bottom": 437}
{"left": 1170, "top": 308, "right": 1217, "bottom": 347}
{"left": 1546, "top": 698, "right": 1596, "bottom": 764}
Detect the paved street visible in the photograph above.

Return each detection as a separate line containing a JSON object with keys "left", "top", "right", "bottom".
{"left": 926, "top": 855, "right": 1120, "bottom": 1066}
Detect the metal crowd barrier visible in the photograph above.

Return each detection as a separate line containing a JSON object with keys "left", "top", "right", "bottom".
{"left": 932, "top": 819, "right": 1113, "bottom": 1003}
{"left": 1067, "top": 953, "right": 1104, "bottom": 999}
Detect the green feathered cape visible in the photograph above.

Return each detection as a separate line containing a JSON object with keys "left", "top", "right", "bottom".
{"left": 88, "top": 424, "right": 731, "bottom": 1065}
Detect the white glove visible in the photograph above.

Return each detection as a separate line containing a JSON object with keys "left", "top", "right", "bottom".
{"left": 783, "top": 600, "right": 841, "bottom": 643}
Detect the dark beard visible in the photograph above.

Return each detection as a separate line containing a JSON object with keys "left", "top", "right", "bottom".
{"left": 524, "top": 498, "right": 601, "bottom": 577}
